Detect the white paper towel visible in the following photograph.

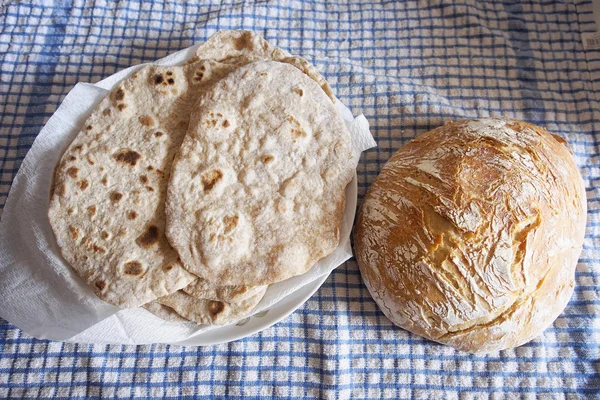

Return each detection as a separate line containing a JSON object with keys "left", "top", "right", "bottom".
{"left": 0, "top": 46, "right": 376, "bottom": 344}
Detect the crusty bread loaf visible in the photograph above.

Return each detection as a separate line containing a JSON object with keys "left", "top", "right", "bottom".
{"left": 354, "top": 119, "right": 587, "bottom": 353}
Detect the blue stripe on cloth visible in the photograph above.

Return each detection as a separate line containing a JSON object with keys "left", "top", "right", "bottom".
{"left": 0, "top": 0, "right": 599, "bottom": 399}
{"left": 14, "top": 1, "right": 73, "bottom": 171}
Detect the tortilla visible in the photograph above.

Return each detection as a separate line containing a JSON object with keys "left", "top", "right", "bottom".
{"left": 48, "top": 30, "right": 336, "bottom": 307}
{"left": 144, "top": 301, "right": 190, "bottom": 323}
{"left": 165, "top": 61, "right": 354, "bottom": 287}
{"left": 157, "top": 286, "right": 267, "bottom": 325}
{"left": 50, "top": 64, "right": 193, "bottom": 307}
{"left": 183, "top": 279, "right": 268, "bottom": 303}
{"left": 192, "top": 30, "right": 336, "bottom": 102}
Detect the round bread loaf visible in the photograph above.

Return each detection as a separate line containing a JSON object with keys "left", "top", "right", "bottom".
{"left": 354, "top": 119, "right": 587, "bottom": 353}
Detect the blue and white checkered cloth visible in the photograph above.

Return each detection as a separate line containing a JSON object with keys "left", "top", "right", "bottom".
{"left": 1, "top": 0, "right": 599, "bottom": 398}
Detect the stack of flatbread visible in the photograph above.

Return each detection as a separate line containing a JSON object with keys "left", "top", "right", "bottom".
{"left": 47, "top": 31, "right": 355, "bottom": 326}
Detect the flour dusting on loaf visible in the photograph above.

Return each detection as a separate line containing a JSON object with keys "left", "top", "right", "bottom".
{"left": 354, "top": 119, "right": 587, "bottom": 353}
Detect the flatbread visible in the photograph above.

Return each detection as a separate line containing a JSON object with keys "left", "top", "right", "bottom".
{"left": 165, "top": 61, "right": 354, "bottom": 287}
{"left": 49, "top": 30, "right": 337, "bottom": 307}
{"left": 157, "top": 286, "right": 267, "bottom": 325}
{"left": 192, "top": 30, "right": 336, "bottom": 102}
{"left": 48, "top": 59, "right": 240, "bottom": 308}
{"left": 183, "top": 280, "right": 267, "bottom": 303}
{"left": 143, "top": 301, "right": 190, "bottom": 323}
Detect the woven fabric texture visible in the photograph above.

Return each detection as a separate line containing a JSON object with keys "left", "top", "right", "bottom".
{"left": 0, "top": 0, "right": 599, "bottom": 398}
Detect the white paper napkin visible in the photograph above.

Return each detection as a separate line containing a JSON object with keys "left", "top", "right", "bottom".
{"left": 0, "top": 46, "right": 376, "bottom": 344}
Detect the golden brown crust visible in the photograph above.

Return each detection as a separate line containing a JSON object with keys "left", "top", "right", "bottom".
{"left": 354, "top": 119, "right": 587, "bottom": 353}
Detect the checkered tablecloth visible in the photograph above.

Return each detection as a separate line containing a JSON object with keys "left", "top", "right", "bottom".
{"left": 1, "top": 0, "right": 599, "bottom": 398}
